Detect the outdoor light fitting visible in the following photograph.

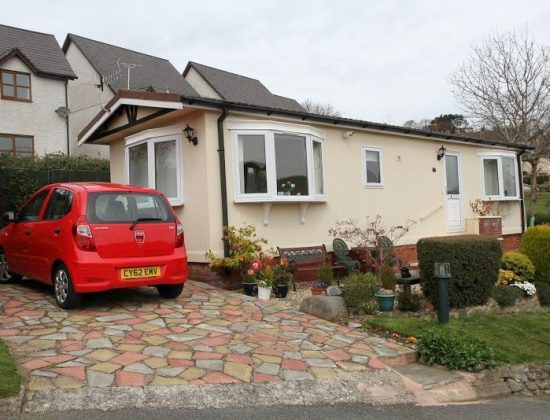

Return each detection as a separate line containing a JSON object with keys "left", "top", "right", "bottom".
{"left": 437, "top": 145, "right": 447, "bottom": 161}
{"left": 183, "top": 124, "right": 198, "bottom": 146}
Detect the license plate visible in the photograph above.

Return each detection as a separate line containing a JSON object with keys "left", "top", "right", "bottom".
{"left": 120, "top": 266, "right": 161, "bottom": 280}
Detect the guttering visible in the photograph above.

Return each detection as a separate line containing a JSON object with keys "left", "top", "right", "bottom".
{"left": 65, "top": 80, "right": 70, "bottom": 155}
{"left": 517, "top": 150, "right": 527, "bottom": 233}
{"left": 178, "top": 96, "right": 533, "bottom": 152}
{"left": 217, "top": 107, "right": 230, "bottom": 257}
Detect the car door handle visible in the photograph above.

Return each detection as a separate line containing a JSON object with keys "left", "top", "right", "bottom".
{"left": 54, "top": 227, "right": 61, "bottom": 234}
{"left": 25, "top": 230, "right": 31, "bottom": 236}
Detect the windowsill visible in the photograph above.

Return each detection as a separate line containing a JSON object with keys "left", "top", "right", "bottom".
{"left": 1, "top": 96, "right": 32, "bottom": 103}
{"left": 234, "top": 196, "right": 326, "bottom": 204}
{"left": 168, "top": 200, "right": 184, "bottom": 207}
{"left": 482, "top": 197, "right": 522, "bottom": 202}
{"left": 363, "top": 184, "right": 384, "bottom": 189}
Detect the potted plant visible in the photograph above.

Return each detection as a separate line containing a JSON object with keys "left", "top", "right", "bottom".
{"left": 257, "top": 265, "right": 274, "bottom": 300}
{"left": 205, "top": 224, "right": 268, "bottom": 295}
{"left": 273, "top": 259, "right": 292, "bottom": 298}
{"left": 310, "top": 262, "right": 334, "bottom": 296}
{"left": 375, "top": 263, "right": 396, "bottom": 311}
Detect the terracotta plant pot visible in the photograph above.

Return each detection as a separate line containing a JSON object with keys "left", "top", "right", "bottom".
{"left": 310, "top": 287, "right": 326, "bottom": 296}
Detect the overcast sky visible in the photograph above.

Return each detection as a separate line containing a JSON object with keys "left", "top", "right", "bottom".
{"left": 5, "top": 0, "right": 550, "bottom": 124}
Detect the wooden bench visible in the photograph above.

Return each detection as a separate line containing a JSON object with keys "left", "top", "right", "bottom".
{"left": 277, "top": 245, "right": 346, "bottom": 284}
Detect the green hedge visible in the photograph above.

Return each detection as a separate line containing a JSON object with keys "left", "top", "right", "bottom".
{"left": 521, "top": 226, "right": 550, "bottom": 284}
{"left": 417, "top": 235, "right": 502, "bottom": 308}
{"left": 0, "top": 153, "right": 109, "bottom": 225}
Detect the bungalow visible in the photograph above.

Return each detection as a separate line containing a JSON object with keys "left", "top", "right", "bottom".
{"left": 77, "top": 65, "right": 530, "bottom": 284}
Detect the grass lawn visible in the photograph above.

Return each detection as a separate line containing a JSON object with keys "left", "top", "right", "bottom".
{"left": 364, "top": 312, "right": 550, "bottom": 365}
{"left": 524, "top": 191, "right": 550, "bottom": 216}
{"left": 0, "top": 340, "right": 20, "bottom": 398}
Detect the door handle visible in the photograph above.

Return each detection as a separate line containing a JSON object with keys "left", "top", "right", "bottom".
{"left": 25, "top": 230, "right": 31, "bottom": 236}
{"left": 54, "top": 227, "right": 61, "bottom": 234}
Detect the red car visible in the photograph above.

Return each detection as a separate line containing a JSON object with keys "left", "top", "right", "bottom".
{"left": 0, "top": 183, "right": 188, "bottom": 309}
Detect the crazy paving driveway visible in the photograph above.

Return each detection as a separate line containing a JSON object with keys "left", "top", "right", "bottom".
{"left": 0, "top": 280, "right": 415, "bottom": 391}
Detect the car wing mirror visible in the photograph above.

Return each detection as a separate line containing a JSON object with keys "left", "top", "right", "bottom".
{"left": 2, "top": 211, "right": 17, "bottom": 222}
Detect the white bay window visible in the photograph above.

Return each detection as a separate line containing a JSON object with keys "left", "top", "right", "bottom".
{"left": 125, "top": 133, "right": 183, "bottom": 205}
{"left": 480, "top": 154, "right": 519, "bottom": 200}
{"left": 231, "top": 121, "right": 325, "bottom": 202}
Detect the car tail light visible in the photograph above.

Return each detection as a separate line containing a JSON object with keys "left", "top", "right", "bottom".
{"left": 73, "top": 215, "right": 96, "bottom": 251}
{"left": 175, "top": 219, "right": 184, "bottom": 248}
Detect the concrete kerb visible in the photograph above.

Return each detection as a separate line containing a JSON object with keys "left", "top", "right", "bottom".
{"left": 0, "top": 386, "right": 25, "bottom": 420}
{"left": 22, "top": 371, "right": 415, "bottom": 413}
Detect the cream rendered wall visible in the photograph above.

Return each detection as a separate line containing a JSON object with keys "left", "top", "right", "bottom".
{"left": 184, "top": 68, "right": 222, "bottom": 99}
{"left": 107, "top": 111, "right": 218, "bottom": 262}
{"left": 0, "top": 56, "right": 67, "bottom": 155}
{"left": 217, "top": 116, "right": 523, "bottom": 254}
{"left": 65, "top": 42, "right": 110, "bottom": 158}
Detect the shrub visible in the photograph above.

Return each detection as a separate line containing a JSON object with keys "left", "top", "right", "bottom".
{"left": 492, "top": 285, "right": 523, "bottom": 307}
{"left": 501, "top": 252, "right": 535, "bottom": 283}
{"left": 380, "top": 263, "right": 396, "bottom": 291}
{"left": 341, "top": 273, "right": 378, "bottom": 314}
{"left": 417, "top": 235, "right": 502, "bottom": 309}
{"left": 534, "top": 281, "right": 550, "bottom": 306}
{"left": 496, "top": 269, "right": 521, "bottom": 286}
{"left": 396, "top": 290, "right": 423, "bottom": 312}
{"left": 534, "top": 213, "right": 550, "bottom": 225}
{"left": 417, "top": 327, "right": 496, "bottom": 371}
{"left": 318, "top": 262, "right": 334, "bottom": 286}
{"left": 522, "top": 226, "right": 550, "bottom": 284}
{"left": 537, "top": 183, "right": 550, "bottom": 192}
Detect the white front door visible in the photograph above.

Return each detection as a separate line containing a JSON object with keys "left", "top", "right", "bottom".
{"left": 444, "top": 153, "right": 464, "bottom": 232}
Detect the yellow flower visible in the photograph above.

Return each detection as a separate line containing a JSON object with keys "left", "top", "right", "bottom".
{"left": 406, "top": 336, "right": 417, "bottom": 344}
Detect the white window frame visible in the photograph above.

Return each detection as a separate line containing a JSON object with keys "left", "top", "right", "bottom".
{"left": 124, "top": 129, "right": 184, "bottom": 206}
{"left": 479, "top": 152, "right": 520, "bottom": 201}
{"left": 229, "top": 121, "right": 326, "bottom": 203}
{"left": 361, "top": 145, "right": 383, "bottom": 188}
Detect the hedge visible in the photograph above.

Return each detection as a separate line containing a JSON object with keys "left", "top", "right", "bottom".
{"left": 417, "top": 235, "right": 502, "bottom": 309}
{"left": 521, "top": 226, "right": 550, "bottom": 284}
{"left": 0, "top": 153, "right": 109, "bottom": 225}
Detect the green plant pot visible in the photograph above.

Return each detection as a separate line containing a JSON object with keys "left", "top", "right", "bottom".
{"left": 376, "top": 293, "right": 395, "bottom": 312}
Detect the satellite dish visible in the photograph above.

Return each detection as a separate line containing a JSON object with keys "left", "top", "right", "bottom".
{"left": 55, "top": 106, "right": 70, "bottom": 118}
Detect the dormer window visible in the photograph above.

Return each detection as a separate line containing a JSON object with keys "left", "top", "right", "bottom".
{"left": 1, "top": 70, "right": 31, "bottom": 101}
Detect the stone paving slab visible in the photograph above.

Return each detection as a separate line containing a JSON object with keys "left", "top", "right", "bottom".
{"left": 0, "top": 280, "right": 414, "bottom": 395}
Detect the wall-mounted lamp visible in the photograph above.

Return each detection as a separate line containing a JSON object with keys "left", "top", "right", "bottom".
{"left": 437, "top": 145, "right": 447, "bottom": 161}
{"left": 342, "top": 130, "right": 355, "bottom": 139}
{"left": 183, "top": 124, "right": 198, "bottom": 146}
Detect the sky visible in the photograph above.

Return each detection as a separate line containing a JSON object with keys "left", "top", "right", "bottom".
{"left": 4, "top": 0, "right": 550, "bottom": 125}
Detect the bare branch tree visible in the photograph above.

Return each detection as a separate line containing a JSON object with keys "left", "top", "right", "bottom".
{"left": 450, "top": 28, "right": 550, "bottom": 217}
{"left": 300, "top": 99, "right": 341, "bottom": 117}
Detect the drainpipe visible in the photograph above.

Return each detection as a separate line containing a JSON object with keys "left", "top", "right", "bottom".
{"left": 517, "top": 150, "right": 526, "bottom": 232}
{"left": 65, "top": 80, "right": 70, "bottom": 156}
{"left": 217, "top": 107, "right": 230, "bottom": 257}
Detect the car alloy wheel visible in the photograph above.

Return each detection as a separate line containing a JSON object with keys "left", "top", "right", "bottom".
{"left": 55, "top": 268, "right": 69, "bottom": 304}
{"left": 0, "top": 251, "right": 21, "bottom": 283}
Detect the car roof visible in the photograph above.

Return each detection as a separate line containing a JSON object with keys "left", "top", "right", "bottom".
{"left": 45, "top": 182, "right": 161, "bottom": 194}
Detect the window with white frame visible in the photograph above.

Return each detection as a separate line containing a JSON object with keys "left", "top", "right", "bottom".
{"left": 125, "top": 135, "right": 183, "bottom": 205}
{"left": 481, "top": 154, "right": 519, "bottom": 200}
{"left": 232, "top": 125, "right": 325, "bottom": 202}
{"left": 362, "top": 146, "right": 383, "bottom": 187}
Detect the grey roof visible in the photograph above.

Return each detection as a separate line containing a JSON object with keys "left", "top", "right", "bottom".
{"left": 184, "top": 61, "right": 304, "bottom": 112}
{"left": 64, "top": 34, "right": 197, "bottom": 96}
{"left": 0, "top": 24, "right": 76, "bottom": 79}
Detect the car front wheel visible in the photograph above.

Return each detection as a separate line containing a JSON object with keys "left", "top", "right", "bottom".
{"left": 157, "top": 283, "right": 184, "bottom": 299}
{"left": 0, "top": 249, "right": 22, "bottom": 284}
{"left": 54, "top": 264, "right": 81, "bottom": 309}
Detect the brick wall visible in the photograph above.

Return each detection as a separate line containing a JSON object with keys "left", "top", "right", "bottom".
{"left": 394, "top": 244, "right": 418, "bottom": 266}
{"left": 478, "top": 217, "right": 503, "bottom": 238}
{"left": 502, "top": 233, "right": 522, "bottom": 252}
{"left": 187, "top": 263, "right": 241, "bottom": 290}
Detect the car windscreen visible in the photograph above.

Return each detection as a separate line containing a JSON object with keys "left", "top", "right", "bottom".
{"left": 86, "top": 192, "right": 174, "bottom": 224}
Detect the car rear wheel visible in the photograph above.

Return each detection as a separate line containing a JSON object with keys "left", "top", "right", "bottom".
{"left": 157, "top": 283, "right": 184, "bottom": 299}
{"left": 0, "top": 249, "right": 22, "bottom": 284}
{"left": 54, "top": 264, "right": 81, "bottom": 309}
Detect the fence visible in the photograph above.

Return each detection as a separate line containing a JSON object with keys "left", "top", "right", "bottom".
{"left": 0, "top": 167, "right": 110, "bottom": 224}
